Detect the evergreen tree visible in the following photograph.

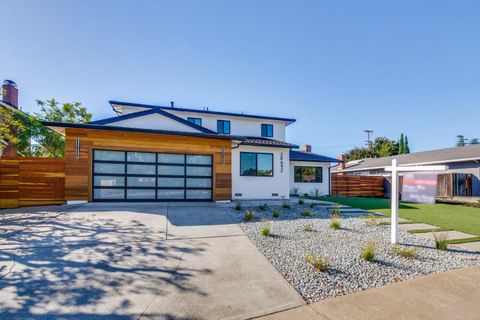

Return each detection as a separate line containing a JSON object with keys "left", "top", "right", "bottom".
{"left": 399, "top": 134, "right": 405, "bottom": 154}
{"left": 404, "top": 135, "right": 410, "bottom": 153}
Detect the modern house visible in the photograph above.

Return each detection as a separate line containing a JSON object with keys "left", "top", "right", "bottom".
{"left": 44, "top": 101, "right": 338, "bottom": 203}
{"left": 334, "top": 145, "right": 480, "bottom": 198}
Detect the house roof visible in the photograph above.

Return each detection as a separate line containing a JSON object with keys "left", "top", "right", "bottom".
{"left": 89, "top": 108, "right": 216, "bottom": 134}
{"left": 290, "top": 150, "right": 339, "bottom": 163}
{"left": 43, "top": 121, "right": 298, "bottom": 148}
{"left": 334, "top": 144, "right": 480, "bottom": 173}
{"left": 109, "top": 100, "right": 297, "bottom": 124}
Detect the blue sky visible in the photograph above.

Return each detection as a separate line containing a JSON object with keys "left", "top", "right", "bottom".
{"left": 2, "top": 0, "right": 479, "bottom": 157}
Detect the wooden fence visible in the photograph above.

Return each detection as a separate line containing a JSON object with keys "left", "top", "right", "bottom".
{"left": 0, "top": 157, "right": 65, "bottom": 209}
{"left": 331, "top": 174, "right": 384, "bottom": 198}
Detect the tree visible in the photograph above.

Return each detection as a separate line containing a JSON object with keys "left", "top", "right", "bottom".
{"left": 32, "top": 99, "right": 92, "bottom": 157}
{"left": 372, "top": 137, "right": 398, "bottom": 157}
{"left": 344, "top": 146, "right": 376, "bottom": 161}
{"left": 404, "top": 135, "right": 410, "bottom": 153}
{"left": 456, "top": 135, "right": 466, "bottom": 147}
{"left": 0, "top": 105, "right": 25, "bottom": 150}
{"left": 398, "top": 134, "right": 405, "bottom": 154}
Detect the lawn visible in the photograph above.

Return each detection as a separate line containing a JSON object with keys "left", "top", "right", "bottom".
{"left": 318, "top": 196, "right": 480, "bottom": 236}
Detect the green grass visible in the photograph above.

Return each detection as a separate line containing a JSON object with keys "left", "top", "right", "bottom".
{"left": 316, "top": 196, "right": 480, "bottom": 236}
{"left": 407, "top": 228, "right": 452, "bottom": 234}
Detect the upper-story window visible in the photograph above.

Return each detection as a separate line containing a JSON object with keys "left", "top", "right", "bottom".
{"left": 217, "top": 120, "right": 231, "bottom": 134}
{"left": 261, "top": 124, "right": 273, "bottom": 137}
{"left": 187, "top": 117, "right": 202, "bottom": 126}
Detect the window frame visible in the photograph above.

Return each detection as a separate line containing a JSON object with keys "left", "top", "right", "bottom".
{"left": 261, "top": 124, "right": 274, "bottom": 137}
{"left": 187, "top": 117, "right": 202, "bottom": 126}
{"left": 217, "top": 119, "right": 231, "bottom": 134}
{"left": 294, "top": 166, "right": 323, "bottom": 183}
{"left": 240, "top": 152, "right": 274, "bottom": 177}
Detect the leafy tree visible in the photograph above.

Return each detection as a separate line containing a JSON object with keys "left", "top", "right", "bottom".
{"left": 398, "top": 133, "right": 405, "bottom": 154}
{"left": 0, "top": 105, "right": 25, "bottom": 150}
{"left": 404, "top": 135, "right": 410, "bottom": 153}
{"left": 344, "top": 146, "right": 376, "bottom": 161}
{"left": 456, "top": 135, "right": 466, "bottom": 147}
{"left": 32, "top": 99, "right": 92, "bottom": 157}
{"left": 372, "top": 137, "right": 398, "bottom": 157}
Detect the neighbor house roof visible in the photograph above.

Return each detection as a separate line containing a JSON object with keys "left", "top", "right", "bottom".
{"left": 290, "top": 150, "right": 339, "bottom": 163}
{"left": 109, "top": 100, "right": 297, "bottom": 124}
{"left": 89, "top": 108, "right": 216, "bottom": 134}
{"left": 334, "top": 144, "right": 480, "bottom": 173}
{"left": 43, "top": 122, "right": 298, "bottom": 148}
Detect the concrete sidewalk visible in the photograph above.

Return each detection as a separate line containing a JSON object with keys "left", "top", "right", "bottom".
{"left": 257, "top": 265, "right": 480, "bottom": 320}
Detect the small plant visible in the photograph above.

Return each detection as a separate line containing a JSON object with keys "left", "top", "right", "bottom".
{"left": 364, "top": 214, "right": 380, "bottom": 227}
{"left": 272, "top": 208, "right": 281, "bottom": 218}
{"left": 258, "top": 203, "right": 268, "bottom": 211}
{"left": 361, "top": 241, "right": 376, "bottom": 262}
{"left": 330, "top": 219, "right": 341, "bottom": 230}
{"left": 304, "top": 223, "right": 314, "bottom": 232}
{"left": 291, "top": 187, "right": 299, "bottom": 196}
{"left": 313, "top": 188, "right": 320, "bottom": 198}
{"left": 392, "top": 245, "right": 418, "bottom": 259}
{"left": 260, "top": 220, "right": 271, "bottom": 237}
{"left": 298, "top": 197, "right": 304, "bottom": 205}
{"left": 244, "top": 210, "right": 254, "bottom": 222}
{"left": 434, "top": 233, "right": 449, "bottom": 250}
{"left": 330, "top": 205, "right": 341, "bottom": 219}
{"left": 306, "top": 253, "right": 330, "bottom": 272}
{"left": 300, "top": 208, "right": 314, "bottom": 217}
{"left": 282, "top": 199, "right": 291, "bottom": 209}
{"left": 234, "top": 201, "right": 242, "bottom": 211}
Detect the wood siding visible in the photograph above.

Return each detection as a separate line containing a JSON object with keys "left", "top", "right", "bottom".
{"left": 331, "top": 174, "right": 384, "bottom": 198}
{"left": 64, "top": 128, "right": 232, "bottom": 202}
{"left": 0, "top": 157, "right": 65, "bottom": 209}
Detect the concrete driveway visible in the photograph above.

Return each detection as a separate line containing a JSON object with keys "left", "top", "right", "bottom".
{"left": 0, "top": 203, "right": 304, "bottom": 319}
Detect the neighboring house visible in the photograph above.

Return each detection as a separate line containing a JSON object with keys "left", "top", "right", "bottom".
{"left": 0, "top": 80, "right": 20, "bottom": 157}
{"left": 44, "top": 100, "right": 338, "bottom": 203}
{"left": 333, "top": 145, "right": 480, "bottom": 198}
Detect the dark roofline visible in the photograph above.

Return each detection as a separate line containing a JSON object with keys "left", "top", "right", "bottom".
{"left": 42, "top": 121, "right": 298, "bottom": 148}
{"left": 89, "top": 108, "right": 216, "bottom": 134}
{"left": 109, "top": 100, "right": 297, "bottom": 124}
{"left": 290, "top": 150, "right": 340, "bottom": 163}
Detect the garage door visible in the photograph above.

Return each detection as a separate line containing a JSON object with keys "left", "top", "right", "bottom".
{"left": 92, "top": 150, "right": 212, "bottom": 201}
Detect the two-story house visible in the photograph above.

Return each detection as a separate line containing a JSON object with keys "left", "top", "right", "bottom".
{"left": 44, "top": 101, "right": 338, "bottom": 203}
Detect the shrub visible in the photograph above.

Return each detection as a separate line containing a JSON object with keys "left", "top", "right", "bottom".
{"left": 258, "top": 203, "right": 268, "bottom": 211}
{"left": 300, "top": 208, "right": 313, "bottom": 217}
{"left": 272, "top": 208, "right": 281, "bottom": 218}
{"left": 298, "top": 197, "right": 304, "bottom": 205}
{"left": 260, "top": 220, "right": 271, "bottom": 237}
{"left": 330, "top": 205, "right": 341, "bottom": 219}
{"left": 306, "top": 253, "right": 330, "bottom": 272}
{"left": 304, "top": 223, "right": 314, "bottom": 232}
{"left": 364, "top": 214, "right": 380, "bottom": 227}
{"left": 291, "top": 187, "right": 299, "bottom": 196}
{"left": 361, "top": 241, "right": 376, "bottom": 262}
{"left": 282, "top": 199, "right": 291, "bottom": 209}
{"left": 234, "top": 201, "right": 242, "bottom": 211}
{"left": 392, "top": 245, "right": 418, "bottom": 259}
{"left": 434, "top": 233, "right": 449, "bottom": 250}
{"left": 330, "top": 219, "right": 341, "bottom": 230}
{"left": 244, "top": 210, "right": 254, "bottom": 222}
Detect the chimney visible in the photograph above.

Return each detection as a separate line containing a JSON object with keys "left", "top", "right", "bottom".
{"left": 170, "top": 101, "right": 174, "bottom": 108}
{"left": 2, "top": 80, "right": 18, "bottom": 109}
{"left": 338, "top": 154, "right": 346, "bottom": 170}
{"left": 301, "top": 144, "right": 312, "bottom": 153}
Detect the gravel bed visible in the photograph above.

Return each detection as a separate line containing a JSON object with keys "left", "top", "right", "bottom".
{"left": 226, "top": 204, "right": 480, "bottom": 303}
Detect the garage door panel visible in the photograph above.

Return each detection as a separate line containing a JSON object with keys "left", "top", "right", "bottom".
{"left": 93, "top": 150, "right": 212, "bottom": 201}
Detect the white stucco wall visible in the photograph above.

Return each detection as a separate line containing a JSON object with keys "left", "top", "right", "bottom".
{"left": 167, "top": 110, "right": 288, "bottom": 141}
{"left": 289, "top": 161, "right": 331, "bottom": 197}
{"left": 232, "top": 146, "right": 290, "bottom": 200}
{"left": 108, "top": 113, "right": 200, "bottom": 132}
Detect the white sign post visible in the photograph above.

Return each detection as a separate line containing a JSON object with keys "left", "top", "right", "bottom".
{"left": 385, "top": 159, "right": 447, "bottom": 244}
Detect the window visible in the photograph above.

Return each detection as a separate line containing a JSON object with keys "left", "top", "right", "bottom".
{"left": 294, "top": 166, "right": 323, "bottom": 183}
{"left": 261, "top": 124, "right": 273, "bottom": 137}
{"left": 217, "top": 120, "right": 231, "bottom": 134}
{"left": 187, "top": 117, "right": 202, "bottom": 126}
{"left": 240, "top": 152, "right": 273, "bottom": 176}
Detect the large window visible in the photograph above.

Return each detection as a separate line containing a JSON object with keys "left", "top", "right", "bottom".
{"left": 187, "top": 117, "right": 202, "bottom": 126}
{"left": 217, "top": 120, "right": 231, "bottom": 134}
{"left": 240, "top": 152, "right": 273, "bottom": 176}
{"left": 261, "top": 124, "right": 273, "bottom": 137}
{"left": 294, "top": 166, "right": 323, "bottom": 183}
